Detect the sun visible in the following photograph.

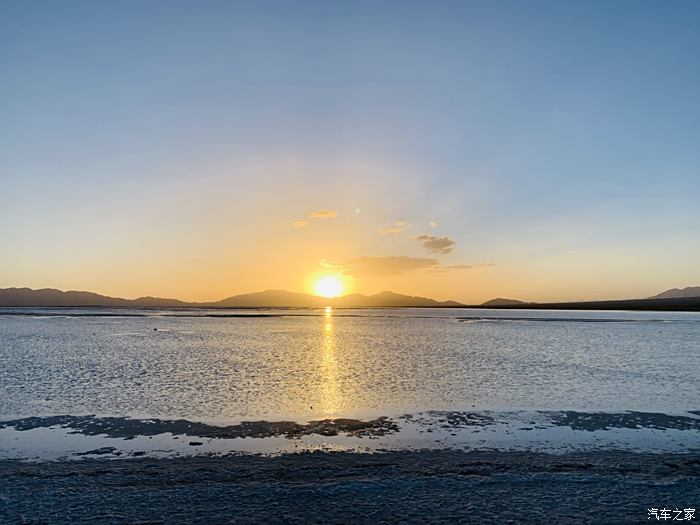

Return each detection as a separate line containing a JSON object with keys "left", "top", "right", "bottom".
{"left": 314, "top": 275, "right": 344, "bottom": 298}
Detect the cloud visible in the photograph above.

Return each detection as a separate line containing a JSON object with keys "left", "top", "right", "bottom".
{"left": 292, "top": 220, "right": 308, "bottom": 228}
{"left": 429, "top": 262, "right": 496, "bottom": 273}
{"left": 413, "top": 234, "right": 455, "bottom": 254}
{"left": 308, "top": 210, "right": 338, "bottom": 219}
{"left": 377, "top": 220, "right": 410, "bottom": 236}
{"left": 337, "top": 256, "right": 439, "bottom": 278}
{"left": 324, "top": 257, "right": 495, "bottom": 278}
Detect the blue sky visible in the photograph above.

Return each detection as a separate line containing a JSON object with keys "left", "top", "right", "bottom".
{"left": 1, "top": 1, "right": 699, "bottom": 301}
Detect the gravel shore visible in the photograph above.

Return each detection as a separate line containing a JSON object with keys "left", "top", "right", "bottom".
{"left": 2, "top": 449, "right": 698, "bottom": 524}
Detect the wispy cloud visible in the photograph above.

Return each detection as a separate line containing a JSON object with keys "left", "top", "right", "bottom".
{"left": 308, "top": 210, "right": 338, "bottom": 219}
{"left": 428, "top": 262, "right": 496, "bottom": 273}
{"left": 324, "top": 256, "right": 494, "bottom": 278}
{"left": 445, "top": 264, "right": 474, "bottom": 270}
{"left": 292, "top": 220, "right": 308, "bottom": 228}
{"left": 337, "top": 256, "right": 439, "bottom": 278}
{"left": 377, "top": 220, "right": 410, "bottom": 236}
{"left": 413, "top": 234, "right": 455, "bottom": 254}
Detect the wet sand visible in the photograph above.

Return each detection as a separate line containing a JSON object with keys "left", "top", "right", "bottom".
{"left": 1, "top": 410, "right": 697, "bottom": 441}
{"left": 1, "top": 410, "right": 699, "bottom": 461}
{"left": 1, "top": 449, "right": 698, "bottom": 523}
{"left": 1, "top": 411, "right": 698, "bottom": 523}
{"left": 0, "top": 414, "right": 399, "bottom": 440}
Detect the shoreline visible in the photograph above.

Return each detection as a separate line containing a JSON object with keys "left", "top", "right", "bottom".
{"left": 3, "top": 296, "right": 700, "bottom": 313}
{"left": 1, "top": 410, "right": 698, "bottom": 462}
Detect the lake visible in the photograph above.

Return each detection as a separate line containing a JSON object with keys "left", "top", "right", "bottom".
{"left": 1, "top": 307, "right": 698, "bottom": 423}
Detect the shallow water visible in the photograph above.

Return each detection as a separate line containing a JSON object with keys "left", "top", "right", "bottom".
{"left": 1, "top": 307, "right": 698, "bottom": 422}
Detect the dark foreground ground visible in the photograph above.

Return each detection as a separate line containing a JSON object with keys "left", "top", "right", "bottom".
{"left": 1, "top": 450, "right": 698, "bottom": 524}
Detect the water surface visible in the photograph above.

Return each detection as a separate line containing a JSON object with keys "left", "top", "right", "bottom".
{"left": 1, "top": 307, "right": 698, "bottom": 422}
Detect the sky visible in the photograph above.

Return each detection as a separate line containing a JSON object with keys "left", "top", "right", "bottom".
{"left": 1, "top": 0, "right": 699, "bottom": 303}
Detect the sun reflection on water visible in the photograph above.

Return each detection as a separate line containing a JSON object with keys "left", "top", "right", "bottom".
{"left": 320, "top": 306, "right": 340, "bottom": 418}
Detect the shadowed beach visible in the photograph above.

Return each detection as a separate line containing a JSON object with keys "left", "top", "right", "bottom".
{"left": 1, "top": 410, "right": 698, "bottom": 522}
{"left": 2, "top": 449, "right": 699, "bottom": 523}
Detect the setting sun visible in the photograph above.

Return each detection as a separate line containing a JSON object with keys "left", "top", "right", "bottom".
{"left": 313, "top": 275, "right": 344, "bottom": 298}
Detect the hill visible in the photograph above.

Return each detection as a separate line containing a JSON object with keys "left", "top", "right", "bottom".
{"left": 208, "top": 290, "right": 326, "bottom": 308}
{"left": 648, "top": 286, "right": 700, "bottom": 300}
{"left": 475, "top": 287, "right": 700, "bottom": 311}
{"left": 0, "top": 287, "right": 463, "bottom": 308}
{"left": 3, "top": 286, "right": 700, "bottom": 311}
{"left": 481, "top": 298, "right": 528, "bottom": 307}
{"left": 335, "top": 291, "right": 462, "bottom": 308}
{"left": 0, "top": 288, "right": 190, "bottom": 308}
{"left": 190, "top": 289, "right": 462, "bottom": 308}
{"left": 477, "top": 296, "right": 700, "bottom": 312}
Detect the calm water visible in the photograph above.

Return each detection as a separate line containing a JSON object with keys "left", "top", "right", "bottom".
{"left": 1, "top": 308, "right": 698, "bottom": 422}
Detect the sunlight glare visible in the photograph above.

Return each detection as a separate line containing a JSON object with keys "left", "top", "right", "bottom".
{"left": 314, "top": 275, "right": 344, "bottom": 298}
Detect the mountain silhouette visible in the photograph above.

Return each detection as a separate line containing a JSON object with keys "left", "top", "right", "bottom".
{"left": 481, "top": 298, "right": 528, "bottom": 306}
{"left": 2, "top": 286, "right": 700, "bottom": 310}
{"left": 0, "top": 287, "right": 462, "bottom": 308}
{"left": 648, "top": 286, "right": 700, "bottom": 299}
{"left": 0, "top": 288, "right": 190, "bottom": 308}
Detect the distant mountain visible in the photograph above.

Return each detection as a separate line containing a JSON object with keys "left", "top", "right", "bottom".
{"left": 0, "top": 287, "right": 463, "bottom": 308}
{"left": 0, "top": 287, "right": 220, "bottom": 308}
{"left": 475, "top": 296, "right": 700, "bottom": 312}
{"left": 481, "top": 298, "right": 528, "bottom": 307}
{"left": 201, "top": 289, "right": 462, "bottom": 308}
{"left": 648, "top": 286, "right": 700, "bottom": 300}
{"left": 5, "top": 286, "right": 700, "bottom": 311}
{"left": 337, "top": 291, "right": 462, "bottom": 308}
{"left": 0, "top": 287, "right": 190, "bottom": 308}
{"left": 210, "top": 290, "right": 327, "bottom": 308}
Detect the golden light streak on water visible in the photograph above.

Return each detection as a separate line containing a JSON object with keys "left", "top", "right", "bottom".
{"left": 320, "top": 306, "right": 340, "bottom": 418}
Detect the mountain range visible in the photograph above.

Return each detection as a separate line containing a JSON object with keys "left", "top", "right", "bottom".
{"left": 0, "top": 287, "right": 462, "bottom": 308}
{"left": 0, "top": 286, "right": 698, "bottom": 310}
